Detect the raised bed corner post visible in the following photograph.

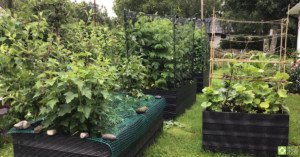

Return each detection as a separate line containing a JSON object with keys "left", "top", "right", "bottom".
{"left": 123, "top": 9, "right": 129, "bottom": 60}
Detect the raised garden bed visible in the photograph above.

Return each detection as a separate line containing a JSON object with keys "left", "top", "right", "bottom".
{"left": 202, "top": 110, "right": 289, "bottom": 156}
{"left": 143, "top": 79, "right": 196, "bottom": 119}
{"left": 10, "top": 98, "right": 166, "bottom": 157}
{"left": 192, "top": 73, "right": 204, "bottom": 93}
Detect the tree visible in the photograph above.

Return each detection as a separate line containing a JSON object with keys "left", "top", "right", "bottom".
{"left": 113, "top": 0, "right": 222, "bottom": 18}
{"left": 74, "top": 2, "right": 113, "bottom": 27}
{"left": 221, "top": 0, "right": 300, "bottom": 53}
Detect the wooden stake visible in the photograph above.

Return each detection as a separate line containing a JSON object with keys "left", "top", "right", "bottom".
{"left": 283, "top": 5, "right": 290, "bottom": 89}
{"left": 201, "top": 0, "right": 204, "bottom": 20}
{"left": 278, "top": 19, "right": 284, "bottom": 90}
{"left": 209, "top": 59, "right": 288, "bottom": 64}
{"left": 211, "top": 13, "right": 216, "bottom": 88}
{"left": 212, "top": 73, "right": 275, "bottom": 79}
{"left": 209, "top": 8, "right": 215, "bottom": 88}
{"left": 211, "top": 77, "right": 286, "bottom": 83}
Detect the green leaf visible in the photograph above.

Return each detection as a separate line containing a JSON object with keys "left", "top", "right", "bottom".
{"left": 60, "top": 119, "right": 69, "bottom": 127}
{"left": 78, "top": 105, "right": 92, "bottom": 119}
{"left": 234, "top": 84, "right": 246, "bottom": 92}
{"left": 46, "top": 98, "right": 59, "bottom": 109}
{"left": 259, "top": 101, "right": 269, "bottom": 109}
{"left": 201, "top": 102, "right": 212, "bottom": 108}
{"left": 254, "top": 98, "right": 261, "bottom": 105}
{"left": 271, "top": 106, "right": 279, "bottom": 112}
{"left": 64, "top": 92, "right": 78, "bottom": 103}
{"left": 258, "top": 69, "right": 264, "bottom": 73}
{"left": 58, "top": 104, "right": 72, "bottom": 117}
{"left": 282, "top": 105, "right": 290, "bottom": 114}
{"left": 82, "top": 87, "right": 92, "bottom": 99}
{"left": 75, "top": 80, "right": 84, "bottom": 91}
{"left": 278, "top": 89, "right": 287, "bottom": 98}
{"left": 101, "top": 90, "right": 109, "bottom": 99}
{"left": 0, "top": 37, "right": 7, "bottom": 42}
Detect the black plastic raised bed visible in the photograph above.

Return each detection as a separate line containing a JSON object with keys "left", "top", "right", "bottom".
{"left": 202, "top": 110, "right": 289, "bottom": 156}
{"left": 192, "top": 73, "right": 204, "bottom": 93}
{"left": 11, "top": 98, "right": 166, "bottom": 157}
{"left": 143, "top": 79, "right": 197, "bottom": 119}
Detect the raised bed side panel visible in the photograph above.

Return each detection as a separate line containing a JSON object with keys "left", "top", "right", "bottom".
{"left": 202, "top": 111, "right": 289, "bottom": 156}
{"left": 192, "top": 73, "right": 204, "bottom": 93}
{"left": 119, "top": 112, "right": 163, "bottom": 157}
{"left": 13, "top": 133, "right": 112, "bottom": 157}
{"left": 143, "top": 79, "right": 196, "bottom": 119}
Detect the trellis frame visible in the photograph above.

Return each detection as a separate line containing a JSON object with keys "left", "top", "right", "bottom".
{"left": 208, "top": 6, "right": 291, "bottom": 89}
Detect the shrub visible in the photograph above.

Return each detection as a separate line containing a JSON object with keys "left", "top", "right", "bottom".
{"left": 127, "top": 14, "right": 194, "bottom": 89}
{"left": 287, "top": 66, "right": 300, "bottom": 93}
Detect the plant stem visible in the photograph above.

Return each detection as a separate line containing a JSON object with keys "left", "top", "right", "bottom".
{"left": 224, "top": 68, "right": 234, "bottom": 108}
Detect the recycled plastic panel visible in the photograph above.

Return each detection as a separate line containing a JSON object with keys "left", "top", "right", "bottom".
{"left": 202, "top": 110, "right": 289, "bottom": 157}
{"left": 143, "top": 79, "right": 196, "bottom": 119}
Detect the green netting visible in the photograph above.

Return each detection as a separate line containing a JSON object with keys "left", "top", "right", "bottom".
{"left": 89, "top": 96, "right": 166, "bottom": 157}
{"left": 8, "top": 94, "right": 166, "bottom": 157}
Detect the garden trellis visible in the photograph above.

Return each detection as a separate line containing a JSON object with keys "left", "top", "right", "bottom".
{"left": 208, "top": 7, "right": 291, "bottom": 90}
{"left": 123, "top": 10, "right": 209, "bottom": 89}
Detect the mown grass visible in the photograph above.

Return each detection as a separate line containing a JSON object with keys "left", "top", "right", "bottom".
{"left": 0, "top": 135, "right": 13, "bottom": 157}
{"left": 143, "top": 95, "right": 252, "bottom": 157}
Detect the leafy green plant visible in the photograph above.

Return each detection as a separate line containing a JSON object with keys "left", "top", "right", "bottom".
{"left": 0, "top": 3, "right": 149, "bottom": 136}
{"left": 202, "top": 52, "right": 289, "bottom": 114}
{"left": 164, "top": 120, "right": 185, "bottom": 129}
{"left": 193, "top": 27, "right": 209, "bottom": 73}
{"left": 118, "top": 56, "right": 148, "bottom": 98}
{"left": 127, "top": 14, "right": 194, "bottom": 89}
{"left": 286, "top": 65, "right": 300, "bottom": 93}
{"left": 0, "top": 12, "right": 50, "bottom": 122}
{"left": 36, "top": 57, "right": 118, "bottom": 136}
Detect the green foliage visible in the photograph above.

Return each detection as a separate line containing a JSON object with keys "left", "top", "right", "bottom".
{"left": 127, "top": 14, "right": 194, "bottom": 89}
{"left": 0, "top": 13, "right": 50, "bottom": 123}
{"left": 113, "top": 0, "right": 222, "bottom": 19}
{"left": 221, "top": 0, "right": 298, "bottom": 35}
{"left": 118, "top": 56, "right": 148, "bottom": 98}
{"left": 286, "top": 66, "right": 300, "bottom": 93}
{"left": 202, "top": 52, "right": 289, "bottom": 114}
{"left": 0, "top": 5, "right": 146, "bottom": 135}
{"left": 193, "top": 27, "right": 209, "bottom": 73}
{"left": 74, "top": 2, "right": 113, "bottom": 27}
{"left": 220, "top": 35, "right": 264, "bottom": 51}
{"left": 37, "top": 57, "right": 118, "bottom": 135}
{"left": 164, "top": 120, "right": 184, "bottom": 129}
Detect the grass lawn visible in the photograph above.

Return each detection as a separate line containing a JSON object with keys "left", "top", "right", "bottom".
{"left": 1, "top": 94, "right": 299, "bottom": 157}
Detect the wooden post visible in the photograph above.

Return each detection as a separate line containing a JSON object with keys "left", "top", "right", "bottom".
{"left": 278, "top": 19, "right": 284, "bottom": 90}
{"left": 201, "top": 0, "right": 204, "bottom": 20}
{"left": 283, "top": 5, "right": 290, "bottom": 89}
{"left": 209, "top": 8, "right": 216, "bottom": 88}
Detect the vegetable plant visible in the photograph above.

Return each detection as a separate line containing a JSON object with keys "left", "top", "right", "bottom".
{"left": 0, "top": 2, "right": 149, "bottom": 136}
{"left": 201, "top": 52, "right": 289, "bottom": 114}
